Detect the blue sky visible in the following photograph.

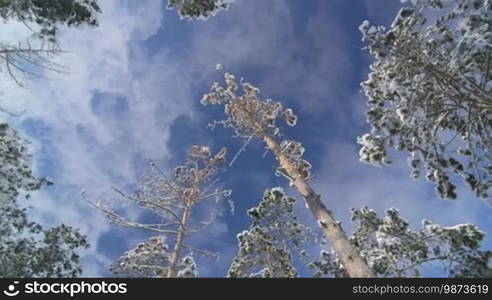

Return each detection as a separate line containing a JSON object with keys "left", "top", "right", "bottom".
{"left": 0, "top": 0, "right": 490, "bottom": 277}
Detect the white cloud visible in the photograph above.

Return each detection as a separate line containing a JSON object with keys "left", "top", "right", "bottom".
{"left": 189, "top": 0, "right": 354, "bottom": 113}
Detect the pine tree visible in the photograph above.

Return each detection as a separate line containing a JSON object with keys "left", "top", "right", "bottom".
{"left": 166, "top": 0, "right": 230, "bottom": 20}
{"left": 0, "top": 123, "right": 88, "bottom": 277}
{"left": 201, "top": 73, "right": 375, "bottom": 277}
{"left": 309, "top": 207, "right": 490, "bottom": 278}
{"left": 228, "top": 188, "right": 312, "bottom": 278}
{"left": 0, "top": 0, "right": 101, "bottom": 85}
{"left": 229, "top": 187, "right": 489, "bottom": 277}
{"left": 0, "top": 0, "right": 101, "bottom": 42}
{"left": 90, "top": 146, "right": 231, "bottom": 277}
{"left": 358, "top": 0, "right": 491, "bottom": 200}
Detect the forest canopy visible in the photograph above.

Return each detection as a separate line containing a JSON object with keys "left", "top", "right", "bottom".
{"left": 0, "top": 0, "right": 490, "bottom": 279}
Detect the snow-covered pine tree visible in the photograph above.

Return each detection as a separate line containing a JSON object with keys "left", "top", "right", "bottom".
{"left": 201, "top": 73, "right": 375, "bottom": 277}
{"left": 309, "top": 207, "right": 490, "bottom": 278}
{"left": 0, "top": 123, "right": 89, "bottom": 277}
{"left": 358, "top": 0, "right": 491, "bottom": 200}
{"left": 166, "top": 0, "right": 231, "bottom": 20}
{"left": 228, "top": 188, "right": 312, "bottom": 278}
{"left": 0, "top": 0, "right": 102, "bottom": 85}
{"left": 0, "top": 0, "right": 101, "bottom": 42}
{"left": 90, "top": 146, "right": 231, "bottom": 278}
{"left": 229, "top": 187, "right": 489, "bottom": 278}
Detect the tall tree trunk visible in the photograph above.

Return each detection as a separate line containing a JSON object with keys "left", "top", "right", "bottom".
{"left": 167, "top": 201, "right": 191, "bottom": 278}
{"left": 262, "top": 134, "right": 375, "bottom": 277}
